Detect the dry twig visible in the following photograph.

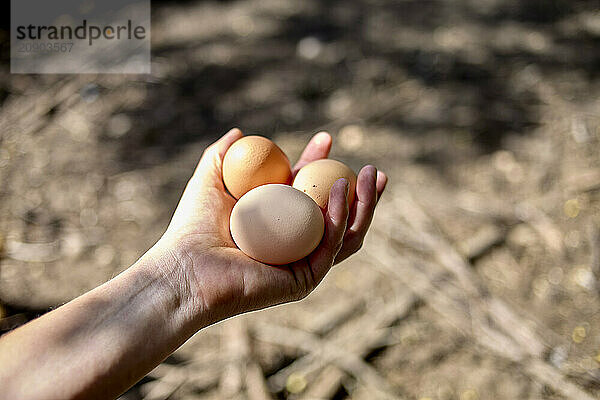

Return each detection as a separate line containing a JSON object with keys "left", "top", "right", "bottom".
{"left": 246, "top": 361, "right": 273, "bottom": 400}
{"left": 588, "top": 221, "right": 600, "bottom": 296}
{"left": 367, "top": 188, "right": 596, "bottom": 400}
{"left": 219, "top": 317, "right": 250, "bottom": 398}
{"left": 253, "top": 322, "right": 399, "bottom": 399}
{"left": 457, "top": 224, "right": 506, "bottom": 260}
{"left": 264, "top": 293, "right": 416, "bottom": 396}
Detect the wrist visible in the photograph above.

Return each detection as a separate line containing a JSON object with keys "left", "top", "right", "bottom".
{"left": 136, "top": 238, "right": 211, "bottom": 334}
{"left": 154, "top": 232, "right": 253, "bottom": 326}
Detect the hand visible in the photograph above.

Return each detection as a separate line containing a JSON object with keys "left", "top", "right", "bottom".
{"left": 157, "top": 128, "right": 387, "bottom": 325}
{"left": 0, "top": 128, "right": 387, "bottom": 400}
{"left": 0, "top": 128, "right": 386, "bottom": 400}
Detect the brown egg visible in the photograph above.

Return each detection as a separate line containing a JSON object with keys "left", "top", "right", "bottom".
{"left": 292, "top": 159, "right": 357, "bottom": 209}
{"left": 223, "top": 136, "right": 292, "bottom": 199}
{"left": 230, "top": 184, "right": 324, "bottom": 265}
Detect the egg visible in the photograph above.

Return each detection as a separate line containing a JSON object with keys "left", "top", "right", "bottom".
{"left": 223, "top": 136, "right": 292, "bottom": 199}
{"left": 292, "top": 159, "right": 357, "bottom": 209}
{"left": 230, "top": 184, "right": 324, "bottom": 265}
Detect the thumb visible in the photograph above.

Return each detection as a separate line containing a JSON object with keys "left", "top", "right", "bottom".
{"left": 192, "top": 128, "right": 244, "bottom": 186}
{"left": 167, "top": 128, "right": 243, "bottom": 234}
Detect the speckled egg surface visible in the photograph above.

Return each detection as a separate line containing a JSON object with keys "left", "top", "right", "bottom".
{"left": 229, "top": 184, "right": 325, "bottom": 265}
{"left": 292, "top": 159, "right": 357, "bottom": 209}
{"left": 223, "top": 136, "right": 292, "bottom": 199}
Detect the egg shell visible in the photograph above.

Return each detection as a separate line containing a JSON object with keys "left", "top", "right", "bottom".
{"left": 230, "top": 184, "right": 324, "bottom": 265}
{"left": 223, "top": 136, "right": 292, "bottom": 199}
{"left": 292, "top": 159, "right": 357, "bottom": 209}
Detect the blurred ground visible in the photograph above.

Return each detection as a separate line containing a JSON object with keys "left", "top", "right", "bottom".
{"left": 1, "top": 0, "right": 600, "bottom": 399}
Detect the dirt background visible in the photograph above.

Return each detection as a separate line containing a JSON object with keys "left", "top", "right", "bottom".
{"left": 1, "top": 0, "right": 600, "bottom": 399}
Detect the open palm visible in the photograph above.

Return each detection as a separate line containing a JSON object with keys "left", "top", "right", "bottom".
{"left": 160, "top": 128, "right": 387, "bottom": 321}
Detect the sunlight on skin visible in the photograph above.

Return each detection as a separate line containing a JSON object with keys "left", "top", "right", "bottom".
{"left": 162, "top": 128, "right": 388, "bottom": 321}
{"left": 0, "top": 128, "right": 387, "bottom": 400}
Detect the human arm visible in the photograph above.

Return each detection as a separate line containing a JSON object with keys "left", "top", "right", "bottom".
{"left": 0, "top": 128, "right": 387, "bottom": 399}
{"left": 0, "top": 244, "right": 200, "bottom": 400}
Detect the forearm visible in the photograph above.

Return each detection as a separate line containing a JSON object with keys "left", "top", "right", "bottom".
{"left": 0, "top": 242, "right": 205, "bottom": 400}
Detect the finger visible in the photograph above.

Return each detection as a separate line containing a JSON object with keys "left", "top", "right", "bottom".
{"left": 305, "top": 178, "right": 349, "bottom": 283}
{"left": 348, "top": 165, "right": 378, "bottom": 234}
{"left": 376, "top": 170, "right": 388, "bottom": 203}
{"left": 292, "top": 132, "right": 332, "bottom": 176}
{"left": 193, "top": 128, "right": 243, "bottom": 183}
{"left": 335, "top": 165, "right": 378, "bottom": 263}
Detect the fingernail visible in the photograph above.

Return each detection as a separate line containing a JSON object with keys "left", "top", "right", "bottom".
{"left": 314, "top": 131, "right": 329, "bottom": 145}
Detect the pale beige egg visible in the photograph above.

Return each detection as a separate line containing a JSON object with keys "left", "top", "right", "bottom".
{"left": 230, "top": 184, "right": 324, "bottom": 265}
{"left": 292, "top": 159, "right": 357, "bottom": 209}
{"left": 223, "top": 136, "right": 292, "bottom": 199}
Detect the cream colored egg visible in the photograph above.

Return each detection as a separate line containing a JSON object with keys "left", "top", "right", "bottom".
{"left": 230, "top": 184, "right": 324, "bottom": 265}
{"left": 292, "top": 159, "right": 357, "bottom": 209}
{"left": 223, "top": 136, "right": 292, "bottom": 199}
